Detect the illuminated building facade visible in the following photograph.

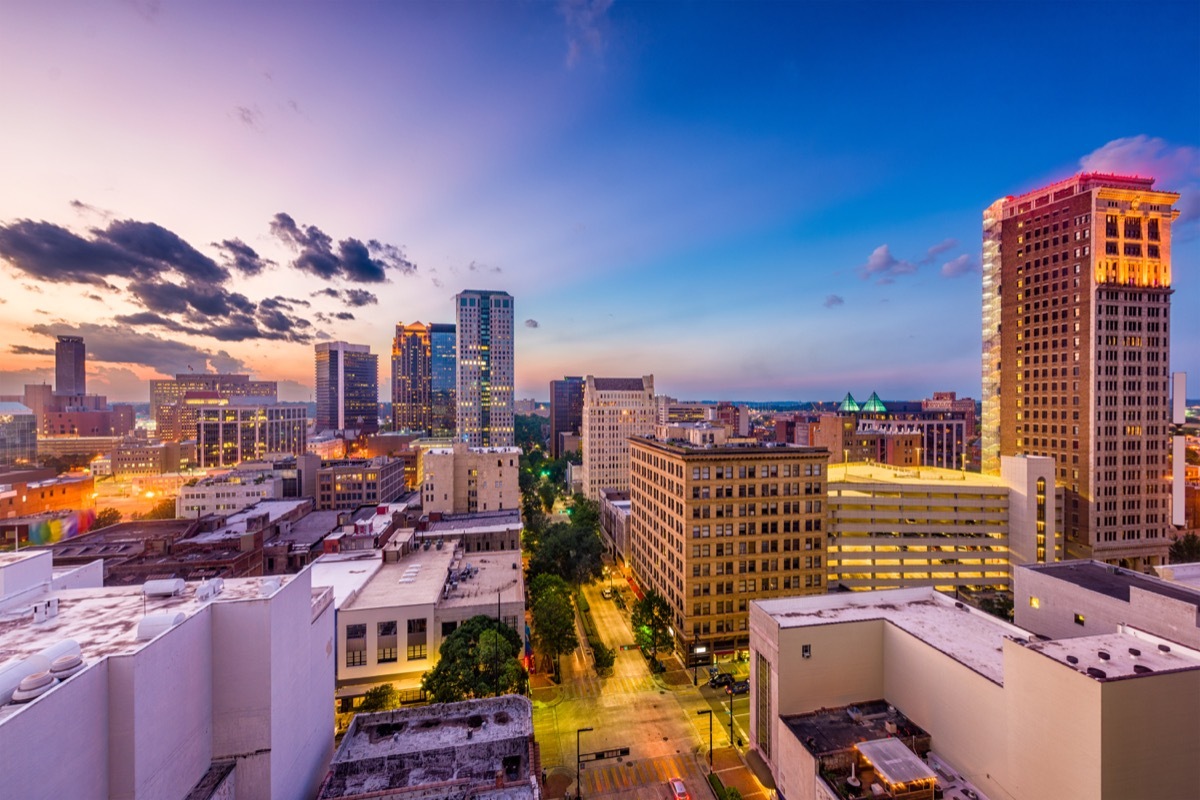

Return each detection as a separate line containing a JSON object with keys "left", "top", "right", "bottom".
{"left": 455, "top": 290, "right": 514, "bottom": 447}
{"left": 628, "top": 436, "right": 830, "bottom": 658}
{"left": 150, "top": 373, "right": 278, "bottom": 442}
{"left": 391, "top": 322, "right": 456, "bottom": 436}
{"left": 581, "top": 375, "right": 656, "bottom": 501}
{"left": 316, "top": 341, "right": 379, "bottom": 435}
{"left": 0, "top": 403, "right": 37, "bottom": 465}
{"left": 983, "top": 173, "right": 1180, "bottom": 568}
{"left": 315, "top": 457, "right": 406, "bottom": 510}
{"left": 196, "top": 404, "right": 307, "bottom": 467}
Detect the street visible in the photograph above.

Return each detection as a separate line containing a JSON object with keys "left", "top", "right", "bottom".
{"left": 531, "top": 576, "right": 769, "bottom": 799}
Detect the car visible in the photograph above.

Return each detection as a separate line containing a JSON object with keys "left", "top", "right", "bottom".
{"left": 601, "top": 587, "right": 613, "bottom": 600}
{"left": 708, "top": 672, "right": 734, "bottom": 689}
{"left": 667, "top": 777, "right": 690, "bottom": 800}
{"left": 726, "top": 679, "right": 749, "bottom": 695}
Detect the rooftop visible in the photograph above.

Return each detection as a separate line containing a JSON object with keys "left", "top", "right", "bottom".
{"left": 0, "top": 402, "right": 33, "bottom": 415}
{"left": 1156, "top": 562, "right": 1200, "bottom": 591}
{"left": 630, "top": 436, "right": 829, "bottom": 459}
{"left": 1026, "top": 629, "right": 1200, "bottom": 681}
{"left": 591, "top": 377, "right": 647, "bottom": 392}
{"left": 1028, "top": 560, "right": 1200, "bottom": 608}
{"left": 336, "top": 695, "right": 533, "bottom": 760}
{"left": 271, "top": 509, "right": 342, "bottom": 547}
{"left": 425, "top": 509, "right": 522, "bottom": 535}
{"left": 827, "top": 463, "right": 1009, "bottom": 489}
{"left": 310, "top": 552, "right": 383, "bottom": 607}
{"left": 783, "top": 700, "right": 926, "bottom": 756}
{"left": 341, "top": 543, "right": 458, "bottom": 611}
{"left": 184, "top": 499, "right": 310, "bottom": 544}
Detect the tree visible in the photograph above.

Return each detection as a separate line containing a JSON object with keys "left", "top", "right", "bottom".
{"left": 592, "top": 641, "right": 615, "bottom": 671}
{"left": 94, "top": 507, "right": 122, "bottom": 529}
{"left": 632, "top": 589, "right": 674, "bottom": 664}
{"left": 420, "top": 615, "right": 527, "bottom": 703}
{"left": 527, "top": 521, "right": 604, "bottom": 586}
{"left": 529, "top": 574, "right": 578, "bottom": 682}
{"left": 358, "top": 683, "right": 398, "bottom": 713}
{"left": 566, "top": 494, "right": 600, "bottom": 532}
{"left": 1169, "top": 532, "right": 1200, "bottom": 564}
{"left": 537, "top": 481, "right": 558, "bottom": 513}
{"left": 133, "top": 497, "right": 177, "bottom": 521}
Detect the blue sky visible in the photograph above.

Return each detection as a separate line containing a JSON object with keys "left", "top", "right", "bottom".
{"left": 0, "top": 0, "right": 1196, "bottom": 402}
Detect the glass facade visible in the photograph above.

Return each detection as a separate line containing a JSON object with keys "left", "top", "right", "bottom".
{"left": 391, "top": 323, "right": 456, "bottom": 436}
{"left": 315, "top": 342, "right": 378, "bottom": 434}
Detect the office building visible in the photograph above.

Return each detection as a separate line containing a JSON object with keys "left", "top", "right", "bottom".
{"left": 455, "top": 290, "right": 514, "bottom": 447}
{"left": 176, "top": 472, "right": 284, "bottom": 518}
{"left": 983, "top": 173, "right": 1180, "bottom": 568}
{"left": 315, "top": 457, "right": 406, "bottom": 511}
{"left": 749, "top": 565, "right": 1200, "bottom": 800}
{"left": 826, "top": 456, "right": 1058, "bottom": 594}
{"left": 391, "top": 322, "right": 456, "bottom": 436}
{"left": 812, "top": 391, "right": 975, "bottom": 471}
{"left": 656, "top": 396, "right": 712, "bottom": 425}
{"left": 195, "top": 403, "right": 307, "bottom": 467}
{"left": 629, "top": 436, "right": 830, "bottom": 659}
{"left": 320, "top": 696, "right": 539, "bottom": 800}
{"left": 110, "top": 439, "right": 193, "bottom": 479}
{"left": 149, "top": 373, "right": 278, "bottom": 442}
{"left": 0, "top": 403, "right": 36, "bottom": 466}
{"left": 420, "top": 441, "right": 520, "bottom": 514}
{"left": 0, "top": 550, "right": 334, "bottom": 800}
{"left": 549, "top": 376, "right": 585, "bottom": 458}
{"left": 316, "top": 342, "right": 379, "bottom": 435}
{"left": 54, "top": 335, "right": 85, "bottom": 396}
{"left": 581, "top": 375, "right": 656, "bottom": 501}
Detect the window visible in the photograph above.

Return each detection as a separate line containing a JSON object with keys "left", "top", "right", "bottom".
{"left": 1074, "top": 613, "right": 1085, "bottom": 626}
{"left": 1029, "top": 597, "right": 1040, "bottom": 609}
{"left": 377, "top": 620, "right": 398, "bottom": 663}
{"left": 407, "top": 618, "right": 428, "bottom": 660}
{"left": 346, "top": 623, "right": 367, "bottom": 667}
{"left": 802, "top": 644, "right": 812, "bottom": 659}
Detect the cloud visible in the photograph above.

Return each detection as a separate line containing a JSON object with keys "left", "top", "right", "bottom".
{"left": 467, "top": 260, "right": 502, "bottom": 274}
{"left": 343, "top": 289, "right": 378, "bottom": 307}
{"left": 128, "top": 278, "right": 254, "bottom": 318}
{"left": 311, "top": 288, "right": 341, "bottom": 299}
{"left": 0, "top": 219, "right": 149, "bottom": 285}
{"left": 919, "top": 238, "right": 957, "bottom": 265}
{"left": 10, "top": 345, "right": 54, "bottom": 356}
{"left": 1080, "top": 136, "right": 1200, "bottom": 222}
{"left": 233, "top": 105, "right": 261, "bottom": 128}
{"left": 823, "top": 295, "right": 845, "bottom": 308}
{"left": 524, "top": 319, "right": 540, "bottom": 328}
{"left": 857, "top": 244, "right": 916, "bottom": 283}
{"left": 26, "top": 323, "right": 249, "bottom": 376}
{"left": 214, "top": 238, "right": 274, "bottom": 276}
{"left": 99, "top": 219, "right": 228, "bottom": 282}
{"left": 270, "top": 213, "right": 416, "bottom": 283}
{"left": 333, "top": 311, "right": 355, "bottom": 321}
{"left": 940, "top": 254, "right": 978, "bottom": 278}
{"left": 559, "top": 0, "right": 613, "bottom": 68}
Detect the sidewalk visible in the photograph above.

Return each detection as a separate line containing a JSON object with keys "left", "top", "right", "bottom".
{"left": 711, "top": 746, "right": 772, "bottom": 800}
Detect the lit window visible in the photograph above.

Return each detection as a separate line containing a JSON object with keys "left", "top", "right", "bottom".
{"left": 1029, "top": 596, "right": 1040, "bottom": 609}
{"left": 1074, "top": 613, "right": 1085, "bottom": 626}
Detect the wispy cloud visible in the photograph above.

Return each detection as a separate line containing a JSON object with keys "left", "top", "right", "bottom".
{"left": 1081, "top": 135, "right": 1200, "bottom": 223}
{"left": 559, "top": 0, "right": 613, "bottom": 68}
{"left": 857, "top": 244, "right": 916, "bottom": 284}
{"left": 524, "top": 318, "right": 540, "bottom": 328}
{"left": 919, "top": 238, "right": 957, "bottom": 265}
{"left": 940, "top": 254, "right": 977, "bottom": 278}
{"left": 823, "top": 295, "right": 844, "bottom": 308}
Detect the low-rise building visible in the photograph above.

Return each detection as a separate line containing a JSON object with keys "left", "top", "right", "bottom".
{"left": 320, "top": 695, "right": 540, "bottom": 799}
{"left": 749, "top": 578, "right": 1200, "bottom": 800}
{"left": 0, "top": 468, "right": 95, "bottom": 520}
{"left": 176, "top": 471, "right": 284, "bottom": 518}
{"left": 599, "top": 488, "right": 631, "bottom": 566}
{"left": 417, "top": 508, "right": 523, "bottom": 554}
{"left": 0, "top": 550, "right": 334, "bottom": 800}
{"left": 316, "top": 457, "right": 407, "bottom": 510}
{"left": 111, "top": 438, "right": 194, "bottom": 478}
{"left": 312, "top": 539, "right": 524, "bottom": 700}
{"left": 420, "top": 441, "right": 521, "bottom": 514}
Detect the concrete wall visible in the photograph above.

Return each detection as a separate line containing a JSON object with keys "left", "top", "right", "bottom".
{"left": 109, "top": 610, "right": 214, "bottom": 800}
{"left": 0, "top": 657, "right": 110, "bottom": 800}
{"left": 1002, "top": 455, "right": 1058, "bottom": 569}
{"left": 337, "top": 600, "right": 437, "bottom": 687}
{"left": 1100, "top": 668, "right": 1200, "bottom": 799}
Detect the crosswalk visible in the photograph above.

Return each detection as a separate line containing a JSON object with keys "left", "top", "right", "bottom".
{"left": 580, "top": 752, "right": 699, "bottom": 796}
{"left": 559, "top": 674, "right": 658, "bottom": 700}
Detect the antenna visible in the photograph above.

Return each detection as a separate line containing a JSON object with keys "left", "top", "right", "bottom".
{"left": 1171, "top": 372, "right": 1187, "bottom": 528}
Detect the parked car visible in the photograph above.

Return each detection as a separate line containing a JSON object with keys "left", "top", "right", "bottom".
{"left": 667, "top": 777, "right": 690, "bottom": 800}
{"left": 727, "top": 679, "right": 749, "bottom": 695}
{"left": 601, "top": 587, "right": 614, "bottom": 599}
{"left": 708, "top": 672, "right": 734, "bottom": 689}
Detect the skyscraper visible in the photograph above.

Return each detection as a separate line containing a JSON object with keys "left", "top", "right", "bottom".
{"left": 581, "top": 375, "right": 656, "bottom": 500}
{"left": 549, "top": 376, "right": 584, "bottom": 458}
{"left": 54, "top": 335, "right": 85, "bottom": 396}
{"left": 455, "top": 290, "right": 514, "bottom": 447}
{"left": 982, "top": 173, "right": 1179, "bottom": 569}
{"left": 315, "top": 341, "right": 379, "bottom": 435}
{"left": 391, "top": 322, "right": 456, "bottom": 435}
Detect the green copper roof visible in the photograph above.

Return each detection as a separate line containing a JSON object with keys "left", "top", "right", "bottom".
{"left": 861, "top": 392, "right": 887, "bottom": 413}
{"left": 837, "top": 393, "right": 860, "bottom": 413}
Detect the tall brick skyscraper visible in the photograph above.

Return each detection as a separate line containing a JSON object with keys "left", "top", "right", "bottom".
{"left": 982, "top": 173, "right": 1180, "bottom": 569}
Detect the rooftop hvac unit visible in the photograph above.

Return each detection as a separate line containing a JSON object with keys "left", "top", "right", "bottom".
{"left": 143, "top": 578, "right": 186, "bottom": 598}
{"left": 136, "top": 611, "right": 186, "bottom": 641}
{"left": 11, "top": 671, "right": 58, "bottom": 703}
{"left": 49, "top": 653, "right": 85, "bottom": 680}
{"left": 196, "top": 578, "right": 225, "bottom": 602}
{"left": 260, "top": 577, "right": 282, "bottom": 597}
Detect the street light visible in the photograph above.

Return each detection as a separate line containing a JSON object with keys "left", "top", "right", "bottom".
{"left": 697, "top": 709, "right": 713, "bottom": 768}
{"left": 692, "top": 644, "right": 708, "bottom": 686}
{"left": 576, "top": 726, "right": 593, "bottom": 800}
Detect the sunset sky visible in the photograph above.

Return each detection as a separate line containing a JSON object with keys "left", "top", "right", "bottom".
{"left": 1, "top": 1, "right": 1197, "bottom": 403}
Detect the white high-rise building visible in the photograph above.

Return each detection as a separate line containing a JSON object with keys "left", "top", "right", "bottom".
{"left": 580, "top": 375, "right": 655, "bottom": 501}
{"left": 455, "top": 290, "right": 514, "bottom": 447}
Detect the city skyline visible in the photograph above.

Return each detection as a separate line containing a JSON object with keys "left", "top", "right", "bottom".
{"left": 0, "top": 2, "right": 1197, "bottom": 403}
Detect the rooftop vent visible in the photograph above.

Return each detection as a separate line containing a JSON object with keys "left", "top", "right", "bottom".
{"left": 136, "top": 611, "right": 186, "bottom": 641}
{"left": 1098, "top": 651, "right": 1110, "bottom": 661}
{"left": 1133, "top": 664, "right": 1153, "bottom": 675}
{"left": 49, "top": 653, "right": 84, "bottom": 680}
{"left": 196, "top": 578, "right": 225, "bottom": 602}
{"left": 1066, "top": 655, "right": 1079, "bottom": 665}
{"left": 1128, "top": 648, "right": 1141, "bottom": 657}
{"left": 1158, "top": 644, "right": 1171, "bottom": 653}
{"left": 1086, "top": 667, "right": 1107, "bottom": 679}
{"left": 143, "top": 579, "right": 185, "bottom": 598}
{"left": 260, "top": 577, "right": 282, "bottom": 597}
{"left": 11, "top": 671, "right": 58, "bottom": 703}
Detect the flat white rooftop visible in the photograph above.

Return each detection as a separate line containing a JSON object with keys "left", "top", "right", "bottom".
{"left": 1027, "top": 629, "right": 1200, "bottom": 681}
{"left": 342, "top": 545, "right": 458, "bottom": 611}
{"left": 828, "top": 463, "right": 1009, "bottom": 489}
{"left": 310, "top": 552, "right": 384, "bottom": 607}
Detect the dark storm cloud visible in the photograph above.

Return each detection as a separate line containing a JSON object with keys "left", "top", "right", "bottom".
{"left": 215, "top": 238, "right": 274, "bottom": 276}
{"left": 98, "top": 219, "right": 228, "bottom": 282}
{"left": 311, "top": 288, "right": 341, "bottom": 299}
{"left": 343, "top": 289, "right": 377, "bottom": 307}
{"left": 271, "top": 212, "right": 416, "bottom": 283}
{"left": 129, "top": 279, "right": 255, "bottom": 318}
{"left": 115, "top": 311, "right": 191, "bottom": 332}
{"left": 334, "top": 312, "right": 355, "bottom": 321}
{"left": 10, "top": 345, "right": 54, "bottom": 356}
{"left": 0, "top": 219, "right": 147, "bottom": 284}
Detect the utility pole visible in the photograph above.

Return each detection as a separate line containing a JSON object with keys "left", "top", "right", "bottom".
{"left": 697, "top": 709, "right": 713, "bottom": 768}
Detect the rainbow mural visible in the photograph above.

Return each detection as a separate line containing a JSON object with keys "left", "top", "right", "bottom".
{"left": 25, "top": 509, "right": 96, "bottom": 546}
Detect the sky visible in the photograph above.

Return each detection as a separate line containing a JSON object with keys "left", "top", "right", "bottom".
{"left": 0, "top": 1, "right": 1197, "bottom": 404}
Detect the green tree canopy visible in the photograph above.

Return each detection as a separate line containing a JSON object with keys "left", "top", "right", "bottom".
{"left": 537, "top": 481, "right": 558, "bottom": 513}
{"left": 631, "top": 589, "right": 674, "bottom": 661}
{"left": 566, "top": 494, "right": 599, "bottom": 531}
{"left": 131, "top": 497, "right": 177, "bottom": 521}
{"left": 94, "top": 507, "right": 122, "bottom": 529}
{"left": 529, "top": 578, "right": 578, "bottom": 681}
{"left": 1169, "top": 532, "right": 1200, "bottom": 564}
{"left": 358, "top": 683, "right": 398, "bottom": 713}
{"left": 420, "top": 615, "right": 527, "bottom": 703}
{"left": 527, "top": 521, "right": 604, "bottom": 586}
